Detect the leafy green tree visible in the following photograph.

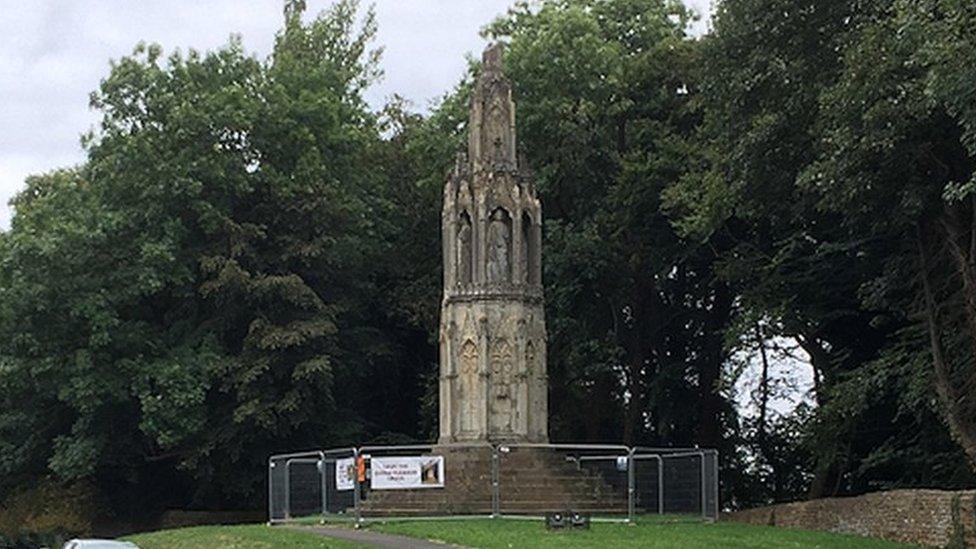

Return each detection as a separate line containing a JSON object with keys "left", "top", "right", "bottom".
{"left": 368, "top": 89, "right": 473, "bottom": 439}
{"left": 668, "top": 0, "right": 976, "bottom": 501}
{"left": 0, "top": 0, "right": 398, "bottom": 515}
{"left": 803, "top": 0, "right": 976, "bottom": 470}
{"left": 485, "top": 0, "right": 737, "bottom": 451}
{"left": 3, "top": 0, "right": 975, "bottom": 523}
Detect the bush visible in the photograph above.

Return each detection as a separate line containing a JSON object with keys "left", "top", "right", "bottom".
{"left": 0, "top": 480, "right": 99, "bottom": 548}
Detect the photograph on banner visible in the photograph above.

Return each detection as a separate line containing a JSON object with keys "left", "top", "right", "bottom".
{"left": 335, "top": 457, "right": 355, "bottom": 491}
{"left": 371, "top": 455, "right": 444, "bottom": 489}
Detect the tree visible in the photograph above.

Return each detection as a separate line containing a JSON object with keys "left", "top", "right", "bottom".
{"left": 484, "top": 0, "right": 737, "bottom": 452}
{"left": 803, "top": 0, "right": 976, "bottom": 469}
{"left": 0, "top": 0, "right": 397, "bottom": 517}
{"left": 666, "top": 0, "right": 975, "bottom": 500}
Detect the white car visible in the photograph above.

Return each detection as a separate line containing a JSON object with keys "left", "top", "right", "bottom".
{"left": 63, "top": 540, "right": 139, "bottom": 549}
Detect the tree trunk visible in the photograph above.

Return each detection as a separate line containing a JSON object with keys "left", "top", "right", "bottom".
{"left": 917, "top": 221, "right": 976, "bottom": 469}
{"left": 796, "top": 333, "right": 829, "bottom": 407}
{"left": 697, "top": 282, "right": 733, "bottom": 450}
{"left": 796, "top": 331, "right": 842, "bottom": 498}
{"left": 756, "top": 321, "right": 771, "bottom": 447}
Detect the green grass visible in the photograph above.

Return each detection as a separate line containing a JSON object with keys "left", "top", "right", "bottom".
{"left": 124, "top": 524, "right": 362, "bottom": 548}
{"left": 121, "top": 517, "right": 918, "bottom": 548}
{"left": 370, "top": 517, "right": 917, "bottom": 548}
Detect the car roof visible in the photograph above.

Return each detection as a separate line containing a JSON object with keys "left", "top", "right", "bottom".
{"left": 64, "top": 540, "right": 138, "bottom": 549}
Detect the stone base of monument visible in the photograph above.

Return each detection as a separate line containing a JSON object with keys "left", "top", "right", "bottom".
{"left": 356, "top": 446, "right": 628, "bottom": 517}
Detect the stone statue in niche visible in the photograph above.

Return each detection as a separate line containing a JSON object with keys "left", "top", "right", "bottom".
{"left": 487, "top": 209, "right": 511, "bottom": 283}
{"left": 490, "top": 338, "right": 514, "bottom": 432}
{"left": 458, "top": 340, "right": 479, "bottom": 433}
{"left": 457, "top": 213, "right": 472, "bottom": 286}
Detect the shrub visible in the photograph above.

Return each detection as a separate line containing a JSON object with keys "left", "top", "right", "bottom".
{"left": 0, "top": 480, "right": 99, "bottom": 548}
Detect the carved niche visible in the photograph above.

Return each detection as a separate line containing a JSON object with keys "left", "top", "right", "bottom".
{"left": 456, "top": 211, "right": 472, "bottom": 286}
{"left": 458, "top": 339, "right": 479, "bottom": 433}
{"left": 520, "top": 212, "right": 530, "bottom": 284}
{"left": 490, "top": 337, "right": 515, "bottom": 433}
{"left": 487, "top": 208, "right": 512, "bottom": 284}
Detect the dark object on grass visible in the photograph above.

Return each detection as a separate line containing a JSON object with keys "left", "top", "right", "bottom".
{"left": 570, "top": 512, "right": 591, "bottom": 529}
{"left": 545, "top": 511, "right": 590, "bottom": 530}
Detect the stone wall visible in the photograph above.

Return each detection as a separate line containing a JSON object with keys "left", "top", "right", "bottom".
{"left": 725, "top": 489, "right": 976, "bottom": 547}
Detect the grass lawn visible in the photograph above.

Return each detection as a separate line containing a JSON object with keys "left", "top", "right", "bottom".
{"left": 124, "top": 524, "right": 362, "bottom": 548}
{"left": 370, "top": 517, "right": 916, "bottom": 548}
{"left": 120, "top": 518, "right": 917, "bottom": 548}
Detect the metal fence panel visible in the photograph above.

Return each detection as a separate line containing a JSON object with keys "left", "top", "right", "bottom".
{"left": 663, "top": 453, "right": 702, "bottom": 515}
{"left": 633, "top": 454, "right": 662, "bottom": 514}
{"left": 268, "top": 443, "right": 719, "bottom": 523}
{"left": 704, "top": 450, "right": 719, "bottom": 520}
{"left": 633, "top": 448, "right": 719, "bottom": 521}
{"left": 268, "top": 451, "right": 323, "bottom": 523}
{"left": 321, "top": 448, "right": 357, "bottom": 517}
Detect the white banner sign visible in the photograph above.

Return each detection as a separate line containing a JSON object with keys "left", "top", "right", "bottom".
{"left": 370, "top": 456, "right": 444, "bottom": 490}
{"left": 335, "top": 457, "right": 355, "bottom": 491}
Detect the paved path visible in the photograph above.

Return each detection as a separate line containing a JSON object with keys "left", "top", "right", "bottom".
{"left": 285, "top": 524, "right": 464, "bottom": 548}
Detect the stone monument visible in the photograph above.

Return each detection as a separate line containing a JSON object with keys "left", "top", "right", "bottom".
{"left": 438, "top": 43, "right": 548, "bottom": 444}
{"left": 357, "top": 46, "right": 627, "bottom": 516}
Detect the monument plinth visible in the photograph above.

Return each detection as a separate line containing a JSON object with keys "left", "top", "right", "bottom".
{"left": 438, "top": 43, "right": 548, "bottom": 444}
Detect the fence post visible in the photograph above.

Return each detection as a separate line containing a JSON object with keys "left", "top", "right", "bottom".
{"left": 268, "top": 458, "right": 274, "bottom": 525}
{"left": 284, "top": 459, "right": 292, "bottom": 520}
{"left": 627, "top": 447, "right": 635, "bottom": 522}
{"left": 699, "top": 451, "right": 706, "bottom": 521}
{"left": 712, "top": 450, "right": 720, "bottom": 521}
{"left": 491, "top": 445, "right": 500, "bottom": 518}
{"left": 353, "top": 447, "right": 362, "bottom": 525}
{"left": 658, "top": 455, "right": 664, "bottom": 516}
{"left": 319, "top": 451, "right": 327, "bottom": 524}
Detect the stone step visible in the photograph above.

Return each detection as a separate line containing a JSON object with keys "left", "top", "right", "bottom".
{"left": 361, "top": 495, "right": 627, "bottom": 504}
{"left": 357, "top": 499, "right": 490, "bottom": 511}
{"left": 360, "top": 507, "right": 627, "bottom": 517}
{"left": 364, "top": 484, "right": 621, "bottom": 494}
{"left": 501, "top": 489, "right": 624, "bottom": 498}
{"left": 357, "top": 447, "right": 626, "bottom": 517}
{"left": 363, "top": 494, "right": 626, "bottom": 504}
{"left": 361, "top": 509, "right": 492, "bottom": 517}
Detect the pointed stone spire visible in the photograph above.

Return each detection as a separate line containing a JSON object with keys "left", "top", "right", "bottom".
{"left": 468, "top": 43, "right": 517, "bottom": 172}
{"left": 439, "top": 43, "right": 547, "bottom": 445}
{"left": 483, "top": 42, "right": 505, "bottom": 71}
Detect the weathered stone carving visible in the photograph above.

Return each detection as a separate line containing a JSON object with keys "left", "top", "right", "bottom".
{"left": 519, "top": 214, "right": 530, "bottom": 284}
{"left": 487, "top": 209, "right": 511, "bottom": 283}
{"left": 439, "top": 44, "right": 547, "bottom": 444}
{"left": 458, "top": 339, "right": 479, "bottom": 433}
{"left": 457, "top": 212, "right": 472, "bottom": 286}
{"left": 485, "top": 95, "right": 510, "bottom": 164}
{"left": 490, "top": 338, "right": 514, "bottom": 433}
{"left": 525, "top": 340, "right": 536, "bottom": 375}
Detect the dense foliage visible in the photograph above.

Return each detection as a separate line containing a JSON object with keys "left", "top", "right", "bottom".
{"left": 1, "top": 0, "right": 975, "bottom": 535}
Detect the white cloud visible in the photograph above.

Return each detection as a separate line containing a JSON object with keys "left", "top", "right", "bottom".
{"left": 0, "top": 0, "right": 713, "bottom": 230}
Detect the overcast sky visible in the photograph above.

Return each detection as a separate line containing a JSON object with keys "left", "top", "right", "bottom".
{"left": 0, "top": 1, "right": 712, "bottom": 231}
